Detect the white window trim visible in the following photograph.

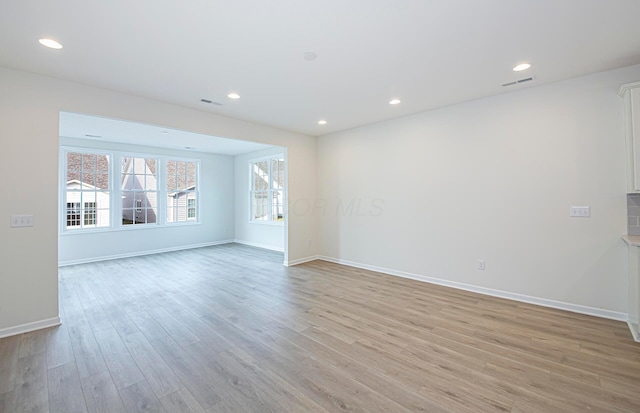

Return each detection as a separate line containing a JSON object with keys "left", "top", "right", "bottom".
{"left": 165, "top": 157, "right": 200, "bottom": 225}
{"left": 59, "top": 146, "right": 201, "bottom": 235}
{"left": 249, "top": 154, "right": 286, "bottom": 225}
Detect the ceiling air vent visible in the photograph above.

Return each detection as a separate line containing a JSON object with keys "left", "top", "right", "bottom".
{"left": 502, "top": 77, "right": 534, "bottom": 87}
{"left": 200, "top": 98, "right": 223, "bottom": 106}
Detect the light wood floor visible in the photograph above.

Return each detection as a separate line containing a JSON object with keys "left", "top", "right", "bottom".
{"left": 1, "top": 244, "right": 640, "bottom": 412}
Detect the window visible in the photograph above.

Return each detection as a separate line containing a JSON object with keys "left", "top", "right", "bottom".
{"left": 61, "top": 148, "right": 200, "bottom": 232}
{"left": 121, "top": 157, "right": 158, "bottom": 225}
{"left": 66, "top": 202, "right": 81, "bottom": 227}
{"left": 167, "top": 160, "right": 198, "bottom": 222}
{"left": 250, "top": 155, "right": 285, "bottom": 222}
{"left": 84, "top": 202, "right": 96, "bottom": 226}
{"left": 64, "top": 152, "right": 110, "bottom": 230}
{"left": 187, "top": 198, "right": 196, "bottom": 219}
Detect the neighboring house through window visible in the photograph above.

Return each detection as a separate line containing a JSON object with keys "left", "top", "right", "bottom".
{"left": 66, "top": 202, "right": 81, "bottom": 227}
{"left": 61, "top": 148, "right": 200, "bottom": 232}
{"left": 250, "top": 155, "right": 285, "bottom": 222}
{"left": 64, "top": 151, "right": 110, "bottom": 230}
{"left": 167, "top": 160, "right": 198, "bottom": 223}
{"left": 84, "top": 202, "right": 97, "bottom": 226}
{"left": 187, "top": 198, "right": 196, "bottom": 219}
{"left": 121, "top": 157, "right": 158, "bottom": 225}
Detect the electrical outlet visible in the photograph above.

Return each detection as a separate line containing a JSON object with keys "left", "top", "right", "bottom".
{"left": 477, "top": 260, "right": 485, "bottom": 271}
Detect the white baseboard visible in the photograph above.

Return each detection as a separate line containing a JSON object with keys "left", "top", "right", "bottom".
{"left": 58, "top": 240, "right": 235, "bottom": 266}
{"left": 284, "top": 255, "right": 319, "bottom": 267}
{"left": 317, "top": 256, "right": 627, "bottom": 322}
{"left": 0, "top": 316, "right": 61, "bottom": 339}
{"left": 629, "top": 321, "right": 640, "bottom": 342}
{"left": 233, "top": 239, "right": 284, "bottom": 253}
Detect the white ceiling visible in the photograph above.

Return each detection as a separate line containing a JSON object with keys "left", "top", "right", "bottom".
{"left": 2, "top": 0, "right": 640, "bottom": 137}
{"left": 59, "top": 112, "right": 272, "bottom": 155}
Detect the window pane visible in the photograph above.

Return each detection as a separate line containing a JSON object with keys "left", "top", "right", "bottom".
{"left": 271, "top": 190, "right": 284, "bottom": 221}
{"left": 166, "top": 161, "right": 177, "bottom": 190}
{"left": 166, "top": 160, "right": 197, "bottom": 223}
{"left": 122, "top": 174, "right": 134, "bottom": 190}
{"left": 271, "top": 159, "right": 282, "bottom": 189}
{"left": 252, "top": 191, "right": 268, "bottom": 220}
{"left": 96, "top": 155, "right": 109, "bottom": 174}
{"left": 66, "top": 201, "right": 81, "bottom": 228}
{"left": 121, "top": 157, "right": 130, "bottom": 174}
{"left": 82, "top": 172, "right": 95, "bottom": 188}
{"left": 186, "top": 162, "right": 196, "bottom": 188}
{"left": 84, "top": 202, "right": 96, "bottom": 226}
{"left": 254, "top": 161, "right": 269, "bottom": 191}
{"left": 187, "top": 197, "right": 196, "bottom": 219}
{"left": 145, "top": 174, "right": 157, "bottom": 190}
{"left": 177, "top": 174, "right": 186, "bottom": 190}
{"left": 64, "top": 151, "right": 111, "bottom": 231}
{"left": 122, "top": 209, "right": 134, "bottom": 225}
{"left": 175, "top": 206, "right": 187, "bottom": 222}
{"left": 82, "top": 154, "right": 96, "bottom": 172}
{"left": 96, "top": 173, "right": 109, "bottom": 190}
{"left": 146, "top": 159, "right": 157, "bottom": 175}
{"left": 250, "top": 156, "right": 285, "bottom": 223}
{"left": 167, "top": 200, "right": 176, "bottom": 222}
{"left": 96, "top": 208, "right": 110, "bottom": 227}
{"left": 66, "top": 170, "right": 81, "bottom": 187}
{"left": 146, "top": 192, "right": 158, "bottom": 208}
{"left": 146, "top": 208, "right": 157, "bottom": 224}
{"left": 96, "top": 191, "right": 110, "bottom": 227}
{"left": 177, "top": 162, "right": 186, "bottom": 181}
{"left": 67, "top": 153, "right": 81, "bottom": 171}
{"left": 122, "top": 193, "right": 134, "bottom": 209}
{"left": 66, "top": 191, "right": 81, "bottom": 204}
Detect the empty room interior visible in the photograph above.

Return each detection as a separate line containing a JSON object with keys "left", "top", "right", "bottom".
{"left": 2, "top": 1, "right": 640, "bottom": 412}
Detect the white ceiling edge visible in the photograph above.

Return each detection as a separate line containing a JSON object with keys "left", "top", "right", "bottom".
{"left": 58, "top": 111, "right": 275, "bottom": 156}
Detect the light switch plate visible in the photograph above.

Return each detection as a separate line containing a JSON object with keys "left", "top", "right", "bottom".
{"left": 569, "top": 206, "right": 590, "bottom": 217}
{"left": 10, "top": 215, "right": 34, "bottom": 227}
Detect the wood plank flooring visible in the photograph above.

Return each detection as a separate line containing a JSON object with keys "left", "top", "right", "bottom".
{"left": 1, "top": 243, "right": 640, "bottom": 412}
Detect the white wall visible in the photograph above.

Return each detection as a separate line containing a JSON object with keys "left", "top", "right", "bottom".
{"left": 0, "top": 66, "right": 317, "bottom": 336}
{"left": 58, "top": 137, "right": 235, "bottom": 264}
{"left": 234, "top": 146, "right": 286, "bottom": 252}
{"left": 317, "top": 64, "right": 640, "bottom": 316}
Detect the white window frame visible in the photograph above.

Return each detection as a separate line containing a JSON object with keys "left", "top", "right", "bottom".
{"left": 249, "top": 154, "right": 285, "bottom": 225}
{"left": 60, "top": 148, "right": 114, "bottom": 233}
{"left": 120, "top": 156, "right": 160, "bottom": 227}
{"left": 166, "top": 158, "right": 200, "bottom": 224}
{"left": 59, "top": 146, "right": 200, "bottom": 235}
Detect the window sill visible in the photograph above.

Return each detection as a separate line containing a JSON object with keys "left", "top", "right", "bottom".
{"left": 60, "top": 221, "right": 201, "bottom": 235}
{"left": 248, "top": 220, "right": 285, "bottom": 227}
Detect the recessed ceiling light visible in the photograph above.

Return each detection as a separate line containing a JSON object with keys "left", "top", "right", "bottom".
{"left": 227, "top": 93, "right": 240, "bottom": 99}
{"left": 318, "top": 120, "right": 327, "bottom": 125}
{"left": 389, "top": 99, "right": 401, "bottom": 105}
{"left": 513, "top": 63, "right": 531, "bottom": 72}
{"left": 161, "top": 131, "right": 169, "bottom": 134}
{"left": 38, "top": 38, "right": 63, "bottom": 49}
